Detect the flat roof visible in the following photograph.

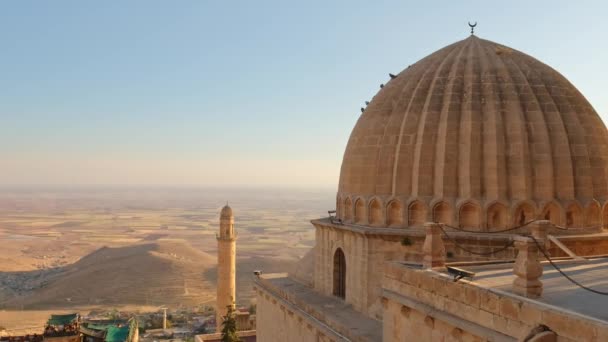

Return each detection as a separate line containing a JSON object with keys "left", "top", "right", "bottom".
{"left": 196, "top": 330, "right": 256, "bottom": 342}
{"left": 457, "top": 257, "right": 608, "bottom": 321}
{"left": 254, "top": 274, "right": 382, "bottom": 342}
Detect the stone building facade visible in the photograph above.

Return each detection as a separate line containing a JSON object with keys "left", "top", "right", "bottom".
{"left": 255, "top": 33, "right": 608, "bottom": 341}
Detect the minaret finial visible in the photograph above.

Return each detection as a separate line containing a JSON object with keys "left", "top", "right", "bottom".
{"left": 468, "top": 22, "right": 477, "bottom": 35}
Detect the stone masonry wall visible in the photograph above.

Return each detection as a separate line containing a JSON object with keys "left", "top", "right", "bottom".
{"left": 314, "top": 220, "right": 608, "bottom": 322}
{"left": 254, "top": 282, "right": 343, "bottom": 342}
{"left": 382, "top": 262, "right": 608, "bottom": 342}
{"left": 383, "top": 298, "right": 486, "bottom": 342}
{"left": 313, "top": 225, "right": 371, "bottom": 313}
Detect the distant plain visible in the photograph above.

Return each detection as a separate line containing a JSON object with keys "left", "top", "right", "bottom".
{"left": 0, "top": 186, "right": 334, "bottom": 330}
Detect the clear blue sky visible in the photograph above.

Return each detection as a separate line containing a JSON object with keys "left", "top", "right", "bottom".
{"left": 1, "top": 1, "right": 607, "bottom": 187}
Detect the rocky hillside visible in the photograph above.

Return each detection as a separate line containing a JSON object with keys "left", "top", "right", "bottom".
{"left": 0, "top": 239, "right": 299, "bottom": 309}
{"left": 1, "top": 240, "right": 216, "bottom": 309}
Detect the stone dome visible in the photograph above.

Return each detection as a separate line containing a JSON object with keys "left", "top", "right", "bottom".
{"left": 337, "top": 35, "right": 608, "bottom": 231}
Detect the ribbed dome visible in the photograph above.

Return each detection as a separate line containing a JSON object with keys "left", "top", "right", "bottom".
{"left": 338, "top": 35, "right": 608, "bottom": 230}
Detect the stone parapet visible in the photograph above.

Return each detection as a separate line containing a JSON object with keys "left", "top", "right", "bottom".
{"left": 382, "top": 262, "right": 608, "bottom": 341}
{"left": 253, "top": 274, "right": 381, "bottom": 342}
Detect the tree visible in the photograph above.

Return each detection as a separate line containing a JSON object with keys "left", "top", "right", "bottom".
{"left": 127, "top": 317, "right": 139, "bottom": 342}
{"left": 107, "top": 308, "right": 120, "bottom": 320}
{"left": 220, "top": 304, "right": 240, "bottom": 342}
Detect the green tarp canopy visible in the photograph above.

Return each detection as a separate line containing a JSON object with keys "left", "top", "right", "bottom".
{"left": 105, "top": 326, "right": 130, "bottom": 342}
{"left": 47, "top": 313, "right": 78, "bottom": 325}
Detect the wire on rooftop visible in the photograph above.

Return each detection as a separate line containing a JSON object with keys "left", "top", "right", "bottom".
{"left": 438, "top": 225, "right": 514, "bottom": 256}
{"left": 440, "top": 220, "right": 602, "bottom": 234}
{"left": 551, "top": 224, "right": 603, "bottom": 231}
{"left": 439, "top": 220, "right": 539, "bottom": 234}
{"left": 531, "top": 236, "right": 608, "bottom": 296}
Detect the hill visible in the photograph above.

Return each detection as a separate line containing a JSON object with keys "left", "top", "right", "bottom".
{"left": 2, "top": 240, "right": 217, "bottom": 309}
{"left": 1, "top": 239, "right": 299, "bottom": 310}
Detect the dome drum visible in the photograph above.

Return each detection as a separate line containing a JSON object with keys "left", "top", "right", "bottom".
{"left": 336, "top": 194, "right": 605, "bottom": 234}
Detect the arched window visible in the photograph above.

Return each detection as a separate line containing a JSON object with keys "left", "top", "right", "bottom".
{"left": 459, "top": 203, "right": 480, "bottom": 229}
{"left": 513, "top": 203, "right": 535, "bottom": 226}
{"left": 369, "top": 199, "right": 382, "bottom": 226}
{"left": 333, "top": 248, "right": 346, "bottom": 299}
{"left": 541, "top": 202, "right": 561, "bottom": 226}
{"left": 433, "top": 202, "right": 452, "bottom": 225}
{"left": 354, "top": 199, "right": 365, "bottom": 224}
{"left": 585, "top": 202, "right": 600, "bottom": 227}
{"left": 486, "top": 203, "right": 508, "bottom": 231}
{"left": 344, "top": 198, "right": 352, "bottom": 222}
{"left": 565, "top": 204, "right": 582, "bottom": 228}
{"left": 408, "top": 201, "right": 427, "bottom": 227}
{"left": 387, "top": 201, "right": 403, "bottom": 227}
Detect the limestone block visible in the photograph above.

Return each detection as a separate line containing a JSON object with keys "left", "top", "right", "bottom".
{"left": 464, "top": 285, "right": 480, "bottom": 308}
{"left": 519, "top": 302, "right": 542, "bottom": 323}
{"left": 476, "top": 309, "right": 495, "bottom": 328}
{"left": 595, "top": 325, "right": 608, "bottom": 341}
{"left": 498, "top": 297, "right": 521, "bottom": 320}
{"left": 492, "top": 315, "right": 509, "bottom": 334}
{"left": 479, "top": 290, "right": 500, "bottom": 314}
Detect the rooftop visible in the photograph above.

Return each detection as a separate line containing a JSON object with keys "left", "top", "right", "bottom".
{"left": 253, "top": 274, "right": 382, "bottom": 342}
{"left": 195, "top": 330, "right": 256, "bottom": 342}
{"left": 456, "top": 257, "right": 608, "bottom": 321}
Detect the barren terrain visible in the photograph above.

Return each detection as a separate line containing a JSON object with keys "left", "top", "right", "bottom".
{"left": 0, "top": 186, "right": 333, "bottom": 330}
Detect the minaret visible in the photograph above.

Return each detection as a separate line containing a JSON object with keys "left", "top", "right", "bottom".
{"left": 216, "top": 203, "right": 236, "bottom": 331}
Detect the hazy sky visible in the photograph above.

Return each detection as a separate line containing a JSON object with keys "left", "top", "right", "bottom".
{"left": 1, "top": 1, "right": 607, "bottom": 187}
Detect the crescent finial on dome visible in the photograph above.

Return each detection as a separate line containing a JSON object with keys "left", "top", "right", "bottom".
{"left": 468, "top": 21, "right": 477, "bottom": 35}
